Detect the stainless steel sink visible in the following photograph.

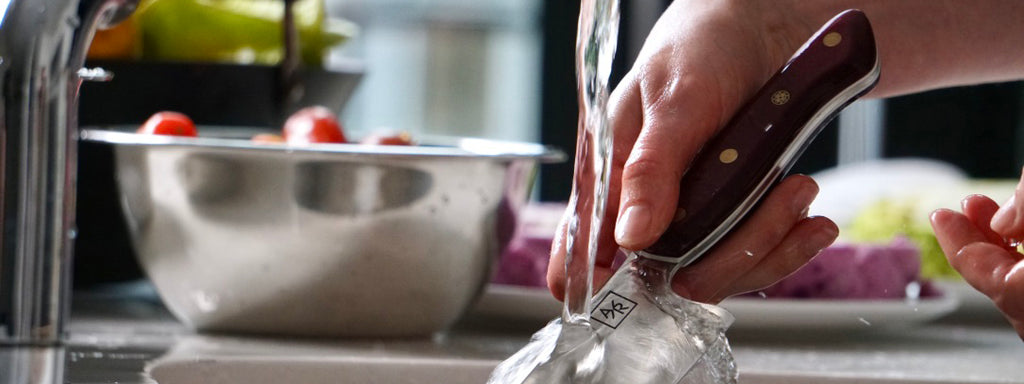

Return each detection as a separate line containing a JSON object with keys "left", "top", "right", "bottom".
{"left": 50, "top": 286, "right": 1024, "bottom": 384}
{"left": 148, "top": 349, "right": 495, "bottom": 384}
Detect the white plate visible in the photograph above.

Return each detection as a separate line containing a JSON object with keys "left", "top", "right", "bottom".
{"left": 471, "top": 284, "right": 960, "bottom": 332}
{"left": 809, "top": 158, "right": 968, "bottom": 228}
{"left": 720, "top": 294, "right": 959, "bottom": 331}
{"left": 932, "top": 279, "right": 1004, "bottom": 319}
{"left": 470, "top": 284, "right": 562, "bottom": 321}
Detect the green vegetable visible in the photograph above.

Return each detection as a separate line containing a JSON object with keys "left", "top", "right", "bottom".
{"left": 847, "top": 198, "right": 957, "bottom": 279}
{"left": 845, "top": 180, "right": 1018, "bottom": 280}
{"left": 137, "top": 0, "right": 357, "bottom": 66}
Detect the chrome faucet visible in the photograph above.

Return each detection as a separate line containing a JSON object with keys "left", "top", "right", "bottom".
{"left": 0, "top": 0, "right": 138, "bottom": 345}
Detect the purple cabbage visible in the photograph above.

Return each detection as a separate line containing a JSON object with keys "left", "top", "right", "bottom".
{"left": 754, "top": 238, "right": 924, "bottom": 299}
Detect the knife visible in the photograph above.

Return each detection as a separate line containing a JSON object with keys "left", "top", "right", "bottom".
{"left": 637, "top": 8, "right": 880, "bottom": 268}
{"left": 489, "top": 9, "right": 880, "bottom": 384}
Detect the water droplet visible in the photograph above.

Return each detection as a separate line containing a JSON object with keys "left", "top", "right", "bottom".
{"left": 905, "top": 281, "right": 921, "bottom": 299}
{"left": 192, "top": 291, "right": 220, "bottom": 313}
{"left": 744, "top": 250, "right": 754, "bottom": 257}
{"left": 857, "top": 317, "right": 871, "bottom": 326}
{"left": 757, "top": 291, "right": 767, "bottom": 299}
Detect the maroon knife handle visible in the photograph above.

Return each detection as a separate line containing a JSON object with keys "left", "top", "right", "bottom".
{"left": 641, "top": 10, "right": 879, "bottom": 263}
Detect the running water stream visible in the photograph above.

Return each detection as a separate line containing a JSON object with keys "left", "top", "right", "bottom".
{"left": 487, "top": 1, "right": 737, "bottom": 382}
{"left": 485, "top": 2, "right": 620, "bottom": 382}
{"left": 563, "top": 0, "right": 620, "bottom": 328}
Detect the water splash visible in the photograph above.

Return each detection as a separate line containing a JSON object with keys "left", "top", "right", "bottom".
{"left": 488, "top": 0, "right": 738, "bottom": 382}
{"left": 489, "top": 255, "right": 739, "bottom": 384}
{"left": 191, "top": 291, "right": 220, "bottom": 313}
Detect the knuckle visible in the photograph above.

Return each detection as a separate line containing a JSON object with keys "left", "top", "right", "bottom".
{"left": 759, "top": 214, "right": 794, "bottom": 242}
{"left": 622, "top": 154, "right": 680, "bottom": 186}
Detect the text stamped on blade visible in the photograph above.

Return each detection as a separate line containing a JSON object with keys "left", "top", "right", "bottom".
{"left": 592, "top": 291, "right": 637, "bottom": 329}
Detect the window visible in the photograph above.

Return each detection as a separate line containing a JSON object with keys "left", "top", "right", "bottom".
{"left": 327, "top": 0, "right": 542, "bottom": 143}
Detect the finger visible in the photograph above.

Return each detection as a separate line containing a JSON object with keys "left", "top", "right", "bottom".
{"left": 998, "top": 263, "right": 1024, "bottom": 336}
{"left": 990, "top": 166, "right": 1024, "bottom": 240}
{"left": 671, "top": 174, "right": 821, "bottom": 302}
{"left": 961, "top": 194, "right": 1014, "bottom": 249}
{"left": 933, "top": 208, "right": 1024, "bottom": 337}
{"left": 930, "top": 209, "right": 1021, "bottom": 297}
{"left": 546, "top": 82, "right": 643, "bottom": 301}
{"left": 956, "top": 197, "right": 1024, "bottom": 329}
{"left": 546, "top": 217, "right": 619, "bottom": 302}
{"left": 546, "top": 207, "right": 572, "bottom": 300}
{"left": 714, "top": 216, "right": 839, "bottom": 301}
{"left": 947, "top": 243, "right": 1024, "bottom": 323}
{"left": 614, "top": 65, "right": 727, "bottom": 250}
{"left": 931, "top": 208, "right": 993, "bottom": 262}
{"left": 546, "top": 206, "right": 619, "bottom": 298}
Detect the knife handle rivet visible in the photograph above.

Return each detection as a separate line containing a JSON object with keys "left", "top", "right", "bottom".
{"left": 823, "top": 32, "right": 842, "bottom": 47}
{"left": 770, "top": 90, "right": 790, "bottom": 105}
{"left": 719, "top": 148, "right": 739, "bottom": 164}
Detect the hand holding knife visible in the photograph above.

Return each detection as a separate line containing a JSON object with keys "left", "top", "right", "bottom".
{"left": 491, "top": 9, "right": 881, "bottom": 384}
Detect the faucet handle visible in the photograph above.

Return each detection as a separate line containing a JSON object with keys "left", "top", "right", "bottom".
{"left": 78, "top": 67, "right": 114, "bottom": 82}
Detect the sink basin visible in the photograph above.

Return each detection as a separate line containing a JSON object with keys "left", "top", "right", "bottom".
{"left": 138, "top": 335, "right": 935, "bottom": 384}
{"left": 146, "top": 355, "right": 1011, "bottom": 384}
{"left": 143, "top": 333, "right": 519, "bottom": 384}
{"left": 66, "top": 292, "right": 1024, "bottom": 384}
{"left": 150, "top": 355, "right": 494, "bottom": 384}
{"left": 139, "top": 328, "right": 1023, "bottom": 384}
{"left": 144, "top": 355, "right": 942, "bottom": 384}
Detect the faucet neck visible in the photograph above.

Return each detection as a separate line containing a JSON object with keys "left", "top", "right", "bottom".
{"left": 0, "top": 0, "right": 138, "bottom": 346}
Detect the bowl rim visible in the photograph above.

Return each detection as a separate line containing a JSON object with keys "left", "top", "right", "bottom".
{"left": 81, "top": 129, "right": 566, "bottom": 162}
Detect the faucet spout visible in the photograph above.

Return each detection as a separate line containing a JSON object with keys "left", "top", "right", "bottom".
{"left": 0, "top": 0, "right": 138, "bottom": 345}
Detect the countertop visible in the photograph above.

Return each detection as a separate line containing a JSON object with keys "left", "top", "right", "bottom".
{"left": 4, "top": 282, "right": 1023, "bottom": 384}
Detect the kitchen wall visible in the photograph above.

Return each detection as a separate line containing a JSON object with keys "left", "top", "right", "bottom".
{"left": 327, "top": 0, "right": 1024, "bottom": 201}
{"left": 885, "top": 82, "right": 1024, "bottom": 179}
{"left": 326, "top": 0, "right": 542, "bottom": 143}
{"left": 536, "top": 1, "right": 1024, "bottom": 200}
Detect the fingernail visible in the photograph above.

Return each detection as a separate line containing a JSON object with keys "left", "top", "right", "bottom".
{"left": 813, "top": 221, "right": 840, "bottom": 246}
{"left": 615, "top": 204, "right": 652, "bottom": 247}
{"left": 930, "top": 209, "right": 952, "bottom": 226}
{"left": 991, "top": 195, "right": 1016, "bottom": 233}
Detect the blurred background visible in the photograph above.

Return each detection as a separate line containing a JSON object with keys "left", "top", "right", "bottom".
{"left": 74, "top": 0, "right": 1024, "bottom": 288}
{"left": 321, "top": 0, "right": 1024, "bottom": 201}
{"left": 78, "top": 0, "right": 1024, "bottom": 201}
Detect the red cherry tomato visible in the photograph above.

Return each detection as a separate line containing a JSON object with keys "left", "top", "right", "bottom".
{"left": 361, "top": 131, "right": 414, "bottom": 146}
{"left": 137, "top": 111, "right": 197, "bottom": 137}
{"left": 282, "top": 106, "right": 346, "bottom": 144}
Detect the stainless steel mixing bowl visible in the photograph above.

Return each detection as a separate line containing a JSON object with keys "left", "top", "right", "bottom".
{"left": 81, "top": 129, "right": 563, "bottom": 337}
